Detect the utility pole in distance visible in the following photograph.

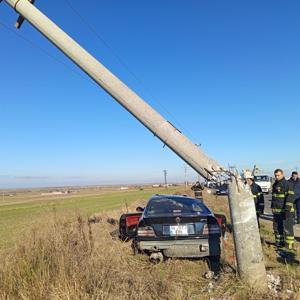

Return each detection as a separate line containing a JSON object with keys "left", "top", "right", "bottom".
{"left": 1, "top": 0, "right": 267, "bottom": 289}
{"left": 163, "top": 170, "right": 168, "bottom": 189}
{"left": 183, "top": 164, "right": 188, "bottom": 192}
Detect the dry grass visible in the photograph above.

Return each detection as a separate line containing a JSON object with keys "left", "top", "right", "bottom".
{"left": 0, "top": 189, "right": 299, "bottom": 299}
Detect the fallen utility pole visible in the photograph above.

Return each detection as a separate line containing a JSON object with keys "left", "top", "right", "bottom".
{"left": 2, "top": 0, "right": 267, "bottom": 289}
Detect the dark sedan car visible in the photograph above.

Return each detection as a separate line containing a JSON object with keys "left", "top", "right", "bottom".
{"left": 119, "top": 195, "right": 225, "bottom": 264}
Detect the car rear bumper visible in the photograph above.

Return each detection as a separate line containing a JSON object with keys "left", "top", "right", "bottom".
{"left": 137, "top": 238, "right": 220, "bottom": 258}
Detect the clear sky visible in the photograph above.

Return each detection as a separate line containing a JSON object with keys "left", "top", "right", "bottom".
{"left": 0, "top": 0, "right": 299, "bottom": 188}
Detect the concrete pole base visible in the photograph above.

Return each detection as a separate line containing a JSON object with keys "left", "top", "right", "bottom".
{"left": 228, "top": 176, "right": 268, "bottom": 290}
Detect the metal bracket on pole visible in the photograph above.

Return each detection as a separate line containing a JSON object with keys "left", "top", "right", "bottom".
{"left": 15, "top": 0, "right": 35, "bottom": 29}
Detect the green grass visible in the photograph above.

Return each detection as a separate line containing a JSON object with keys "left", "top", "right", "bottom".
{"left": 0, "top": 187, "right": 178, "bottom": 249}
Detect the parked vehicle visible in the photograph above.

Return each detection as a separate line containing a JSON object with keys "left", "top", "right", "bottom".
{"left": 204, "top": 181, "right": 218, "bottom": 189}
{"left": 254, "top": 175, "right": 272, "bottom": 194}
{"left": 215, "top": 183, "right": 229, "bottom": 196}
{"left": 204, "top": 181, "right": 228, "bottom": 195}
{"left": 119, "top": 195, "right": 226, "bottom": 264}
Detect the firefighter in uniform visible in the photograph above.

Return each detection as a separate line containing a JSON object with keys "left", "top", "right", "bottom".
{"left": 191, "top": 181, "right": 204, "bottom": 200}
{"left": 288, "top": 171, "right": 300, "bottom": 224}
{"left": 272, "top": 169, "right": 295, "bottom": 250}
{"left": 246, "top": 176, "right": 264, "bottom": 228}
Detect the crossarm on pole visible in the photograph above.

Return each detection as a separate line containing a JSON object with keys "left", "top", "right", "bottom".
{"left": 15, "top": 0, "right": 35, "bottom": 29}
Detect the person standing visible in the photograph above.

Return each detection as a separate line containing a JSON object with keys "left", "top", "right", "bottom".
{"left": 191, "top": 181, "right": 204, "bottom": 200}
{"left": 288, "top": 171, "right": 300, "bottom": 224}
{"left": 246, "top": 176, "right": 264, "bottom": 228}
{"left": 272, "top": 169, "right": 295, "bottom": 250}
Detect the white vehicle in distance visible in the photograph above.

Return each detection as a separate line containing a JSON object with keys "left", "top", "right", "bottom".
{"left": 254, "top": 175, "right": 272, "bottom": 194}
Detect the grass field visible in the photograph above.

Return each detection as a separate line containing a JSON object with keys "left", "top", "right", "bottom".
{"left": 0, "top": 186, "right": 299, "bottom": 299}
{"left": 0, "top": 186, "right": 180, "bottom": 249}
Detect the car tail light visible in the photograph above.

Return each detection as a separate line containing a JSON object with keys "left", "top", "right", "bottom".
{"left": 203, "top": 224, "right": 209, "bottom": 235}
{"left": 215, "top": 216, "right": 222, "bottom": 227}
{"left": 215, "top": 214, "right": 226, "bottom": 227}
{"left": 137, "top": 226, "right": 156, "bottom": 237}
{"left": 126, "top": 215, "right": 140, "bottom": 227}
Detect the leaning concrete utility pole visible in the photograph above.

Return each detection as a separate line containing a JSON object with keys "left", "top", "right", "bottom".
{"left": 1, "top": 0, "right": 267, "bottom": 289}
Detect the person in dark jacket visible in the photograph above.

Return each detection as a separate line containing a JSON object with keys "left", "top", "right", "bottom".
{"left": 272, "top": 169, "right": 295, "bottom": 250}
{"left": 288, "top": 171, "right": 300, "bottom": 224}
{"left": 191, "top": 181, "right": 204, "bottom": 200}
{"left": 246, "top": 176, "right": 264, "bottom": 228}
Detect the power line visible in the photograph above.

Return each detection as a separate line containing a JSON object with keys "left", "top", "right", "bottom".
{"left": 63, "top": 0, "right": 141, "bottom": 85}
{"left": 0, "top": 19, "right": 93, "bottom": 85}
{"left": 62, "top": 0, "right": 201, "bottom": 143}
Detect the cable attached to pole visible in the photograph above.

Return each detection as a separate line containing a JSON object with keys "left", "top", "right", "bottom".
{"left": 62, "top": 0, "right": 202, "bottom": 145}
{"left": 0, "top": 19, "right": 93, "bottom": 84}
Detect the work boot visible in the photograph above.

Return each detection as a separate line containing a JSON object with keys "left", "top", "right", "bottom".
{"left": 275, "top": 241, "right": 285, "bottom": 250}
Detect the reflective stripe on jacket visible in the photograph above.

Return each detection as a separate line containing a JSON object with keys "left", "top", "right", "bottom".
{"left": 271, "top": 178, "right": 295, "bottom": 210}
{"left": 288, "top": 178, "right": 300, "bottom": 199}
{"left": 250, "top": 182, "right": 264, "bottom": 212}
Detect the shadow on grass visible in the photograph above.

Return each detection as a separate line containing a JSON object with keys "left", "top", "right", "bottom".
{"left": 276, "top": 250, "right": 300, "bottom": 266}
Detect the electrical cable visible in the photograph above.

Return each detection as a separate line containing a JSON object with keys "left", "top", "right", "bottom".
{"left": 62, "top": 0, "right": 202, "bottom": 144}
{"left": 0, "top": 19, "right": 94, "bottom": 85}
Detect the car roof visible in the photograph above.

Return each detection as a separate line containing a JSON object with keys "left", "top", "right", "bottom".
{"left": 150, "top": 194, "right": 196, "bottom": 201}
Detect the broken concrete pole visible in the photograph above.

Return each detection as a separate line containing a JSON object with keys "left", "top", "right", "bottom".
{"left": 228, "top": 176, "right": 267, "bottom": 289}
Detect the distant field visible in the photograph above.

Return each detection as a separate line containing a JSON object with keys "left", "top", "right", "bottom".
{"left": 0, "top": 186, "right": 181, "bottom": 249}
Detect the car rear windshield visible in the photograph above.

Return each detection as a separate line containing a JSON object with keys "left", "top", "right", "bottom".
{"left": 254, "top": 176, "right": 269, "bottom": 182}
{"left": 145, "top": 197, "right": 208, "bottom": 216}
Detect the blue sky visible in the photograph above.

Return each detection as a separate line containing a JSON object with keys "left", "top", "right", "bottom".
{"left": 0, "top": 0, "right": 299, "bottom": 188}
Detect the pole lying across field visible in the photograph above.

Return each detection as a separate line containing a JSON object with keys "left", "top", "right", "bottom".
{"left": 2, "top": 0, "right": 267, "bottom": 289}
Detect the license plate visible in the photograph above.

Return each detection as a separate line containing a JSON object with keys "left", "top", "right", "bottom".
{"left": 169, "top": 225, "right": 188, "bottom": 236}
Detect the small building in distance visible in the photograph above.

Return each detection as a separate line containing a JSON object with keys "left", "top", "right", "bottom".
{"left": 120, "top": 186, "right": 129, "bottom": 190}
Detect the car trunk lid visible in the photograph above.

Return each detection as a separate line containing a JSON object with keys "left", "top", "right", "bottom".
{"left": 144, "top": 215, "right": 208, "bottom": 237}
